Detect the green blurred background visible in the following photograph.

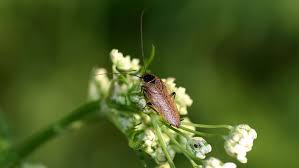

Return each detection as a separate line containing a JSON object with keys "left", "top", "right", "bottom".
{"left": 1, "top": 0, "right": 299, "bottom": 167}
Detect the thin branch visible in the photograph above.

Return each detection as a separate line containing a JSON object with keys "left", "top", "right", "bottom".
{"left": 151, "top": 114, "right": 176, "bottom": 168}
{"left": 181, "top": 122, "right": 232, "bottom": 130}
{"left": 0, "top": 100, "right": 101, "bottom": 168}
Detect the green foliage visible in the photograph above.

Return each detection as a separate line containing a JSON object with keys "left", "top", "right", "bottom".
{"left": 0, "top": 0, "right": 299, "bottom": 167}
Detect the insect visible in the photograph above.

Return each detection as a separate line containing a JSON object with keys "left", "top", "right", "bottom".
{"left": 138, "top": 10, "right": 181, "bottom": 127}
{"left": 140, "top": 73, "right": 181, "bottom": 127}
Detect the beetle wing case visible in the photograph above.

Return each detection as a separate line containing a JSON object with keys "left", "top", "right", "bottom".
{"left": 142, "top": 77, "right": 181, "bottom": 127}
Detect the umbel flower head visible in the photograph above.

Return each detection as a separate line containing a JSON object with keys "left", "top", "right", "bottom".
{"left": 200, "top": 157, "right": 236, "bottom": 168}
{"left": 224, "top": 124, "right": 257, "bottom": 163}
{"left": 88, "top": 49, "right": 258, "bottom": 168}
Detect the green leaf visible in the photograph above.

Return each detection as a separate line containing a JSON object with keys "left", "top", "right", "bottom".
{"left": 141, "top": 44, "right": 156, "bottom": 74}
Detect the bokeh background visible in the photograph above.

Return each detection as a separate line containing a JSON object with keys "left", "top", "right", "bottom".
{"left": 1, "top": 0, "right": 299, "bottom": 167}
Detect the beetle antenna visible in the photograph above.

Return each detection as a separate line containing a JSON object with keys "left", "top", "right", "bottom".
{"left": 95, "top": 72, "right": 142, "bottom": 79}
{"left": 140, "top": 9, "right": 146, "bottom": 70}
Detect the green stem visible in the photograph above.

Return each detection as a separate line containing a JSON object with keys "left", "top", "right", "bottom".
{"left": 160, "top": 121, "right": 191, "bottom": 141}
{"left": 0, "top": 100, "right": 101, "bottom": 168}
{"left": 179, "top": 126, "right": 217, "bottom": 138}
{"left": 181, "top": 122, "right": 232, "bottom": 130}
{"left": 163, "top": 128, "right": 198, "bottom": 163}
{"left": 151, "top": 114, "right": 176, "bottom": 168}
{"left": 190, "top": 160, "right": 199, "bottom": 168}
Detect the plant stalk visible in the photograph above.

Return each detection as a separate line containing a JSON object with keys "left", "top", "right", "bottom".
{"left": 151, "top": 114, "right": 176, "bottom": 168}
{"left": 0, "top": 100, "right": 101, "bottom": 168}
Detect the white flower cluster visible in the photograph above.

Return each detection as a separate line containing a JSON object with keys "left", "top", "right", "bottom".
{"left": 89, "top": 49, "right": 143, "bottom": 103}
{"left": 88, "top": 68, "right": 111, "bottom": 100}
{"left": 94, "top": 68, "right": 111, "bottom": 94}
{"left": 153, "top": 146, "right": 175, "bottom": 163}
{"left": 142, "top": 129, "right": 175, "bottom": 164}
{"left": 188, "top": 137, "right": 212, "bottom": 159}
{"left": 143, "top": 129, "right": 158, "bottom": 154}
{"left": 110, "top": 49, "right": 140, "bottom": 72}
{"left": 162, "top": 78, "right": 193, "bottom": 115}
{"left": 116, "top": 113, "right": 142, "bottom": 132}
{"left": 200, "top": 157, "right": 236, "bottom": 168}
{"left": 224, "top": 124, "right": 257, "bottom": 163}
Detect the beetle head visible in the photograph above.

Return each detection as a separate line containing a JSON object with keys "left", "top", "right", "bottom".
{"left": 141, "top": 73, "right": 155, "bottom": 83}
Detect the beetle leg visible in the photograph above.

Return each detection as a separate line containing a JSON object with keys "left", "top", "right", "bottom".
{"left": 143, "top": 102, "right": 152, "bottom": 109}
{"left": 141, "top": 86, "right": 148, "bottom": 98}
{"left": 141, "top": 85, "right": 146, "bottom": 91}
{"left": 141, "top": 85, "right": 148, "bottom": 93}
{"left": 142, "top": 101, "right": 152, "bottom": 110}
{"left": 144, "top": 101, "right": 158, "bottom": 113}
{"left": 170, "top": 92, "right": 176, "bottom": 99}
{"left": 146, "top": 102, "right": 153, "bottom": 106}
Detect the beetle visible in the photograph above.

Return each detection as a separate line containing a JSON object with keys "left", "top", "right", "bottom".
{"left": 140, "top": 73, "right": 181, "bottom": 127}
{"left": 136, "top": 10, "right": 181, "bottom": 127}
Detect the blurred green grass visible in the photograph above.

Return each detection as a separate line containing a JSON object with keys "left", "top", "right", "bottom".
{"left": 1, "top": 0, "right": 299, "bottom": 167}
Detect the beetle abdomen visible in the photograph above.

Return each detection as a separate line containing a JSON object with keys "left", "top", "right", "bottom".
{"left": 142, "top": 78, "right": 181, "bottom": 127}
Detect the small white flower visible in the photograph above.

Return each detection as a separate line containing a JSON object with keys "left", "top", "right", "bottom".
{"left": 153, "top": 146, "right": 175, "bottom": 163}
{"left": 162, "top": 78, "right": 193, "bottom": 115}
{"left": 141, "top": 113, "right": 152, "bottom": 124}
{"left": 142, "top": 129, "right": 174, "bottom": 164}
{"left": 188, "top": 137, "right": 212, "bottom": 159}
{"left": 176, "top": 87, "right": 193, "bottom": 106}
{"left": 118, "top": 116, "right": 134, "bottom": 131}
{"left": 129, "top": 95, "right": 146, "bottom": 110}
{"left": 110, "top": 84, "right": 127, "bottom": 105}
{"left": 202, "top": 157, "right": 237, "bottom": 168}
{"left": 110, "top": 49, "right": 140, "bottom": 72}
{"left": 94, "top": 68, "right": 111, "bottom": 94}
{"left": 88, "top": 68, "right": 111, "bottom": 100}
{"left": 143, "top": 129, "right": 158, "bottom": 154}
{"left": 131, "top": 58, "right": 140, "bottom": 71}
{"left": 224, "top": 124, "right": 257, "bottom": 163}
{"left": 88, "top": 81, "right": 100, "bottom": 100}
{"left": 163, "top": 78, "right": 176, "bottom": 91}
{"left": 116, "top": 113, "right": 142, "bottom": 132}
{"left": 222, "top": 163, "right": 237, "bottom": 168}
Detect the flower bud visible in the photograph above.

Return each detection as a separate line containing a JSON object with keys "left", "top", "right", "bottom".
{"left": 188, "top": 137, "right": 212, "bottom": 159}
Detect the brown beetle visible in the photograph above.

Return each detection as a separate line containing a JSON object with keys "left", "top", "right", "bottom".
{"left": 141, "top": 73, "right": 181, "bottom": 127}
